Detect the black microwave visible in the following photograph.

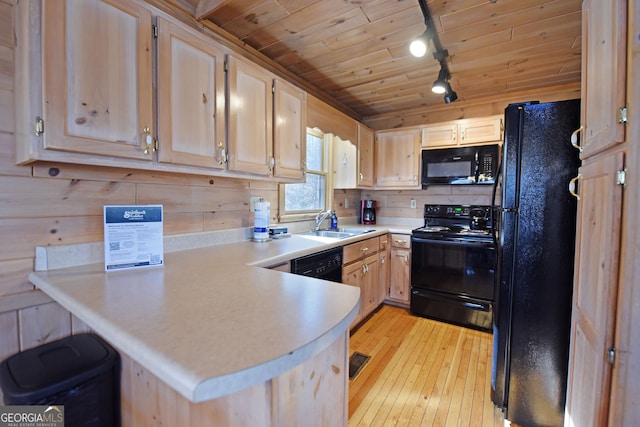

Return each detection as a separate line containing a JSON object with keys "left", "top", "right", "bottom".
{"left": 421, "top": 144, "right": 499, "bottom": 187}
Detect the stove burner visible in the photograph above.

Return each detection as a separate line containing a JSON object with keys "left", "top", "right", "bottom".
{"left": 418, "top": 226, "right": 450, "bottom": 232}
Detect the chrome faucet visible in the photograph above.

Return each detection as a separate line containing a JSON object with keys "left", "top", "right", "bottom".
{"left": 315, "top": 209, "right": 333, "bottom": 230}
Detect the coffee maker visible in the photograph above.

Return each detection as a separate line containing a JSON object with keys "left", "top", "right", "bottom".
{"left": 361, "top": 200, "right": 376, "bottom": 225}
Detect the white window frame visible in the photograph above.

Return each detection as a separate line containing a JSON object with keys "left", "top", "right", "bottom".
{"left": 279, "top": 128, "right": 333, "bottom": 222}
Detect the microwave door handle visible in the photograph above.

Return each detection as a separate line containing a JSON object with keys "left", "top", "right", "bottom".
{"left": 474, "top": 152, "right": 480, "bottom": 182}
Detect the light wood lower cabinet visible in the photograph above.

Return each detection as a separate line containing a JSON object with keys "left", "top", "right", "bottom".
{"left": 342, "top": 236, "right": 382, "bottom": 327}
{"left": 378, "top": 235, "right": 390, "bottom": 306}
{"left": 387, "top": 234, "right": 411, "bottom": 307}
{"left": 120, "top": 331, "right": 349, "bottom": 426}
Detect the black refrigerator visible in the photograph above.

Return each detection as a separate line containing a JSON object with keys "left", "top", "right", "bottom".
{"left": 491, "top": 99, "right": 580, "bottom": 427}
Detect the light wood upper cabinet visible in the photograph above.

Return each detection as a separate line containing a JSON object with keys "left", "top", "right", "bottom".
{"left": 26, "top": 0, "right": 154, "bottom": 162}
{"left": 273, "top": 79, "right": 307, "bottom": 180}
{"left": 375, "top": 128, "right": 421, "bottom": 189}
{"left": 227, "top": 54, "right": 273, "bottom": 176}
{"left": 579, "top": 0, "right": 627, "bottom": 159}
{"left": 227, "top": 56, "right": 307, "bottom": 179}
{"left": 421, "top": 116, "right": 503, "bottom": 149}
{"left": 357, "top": 123, "right": 375, "bottom": 188}
{"left": 156, "top": 17, "right": 226, "bottom": 169}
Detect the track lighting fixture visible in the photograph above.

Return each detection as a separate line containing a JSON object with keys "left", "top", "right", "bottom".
{"left": 410, "top": 31, "right": 429, "bottom": 57}
{"left": 412, "top": 0, "right": 459, "bottom": 103}
{"left": 431, "top": 67, "right": 449, "bottom": 94}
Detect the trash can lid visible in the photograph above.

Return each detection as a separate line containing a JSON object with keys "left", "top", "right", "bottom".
{"left": 0, "top": 333, "right": 119, "bottom": 404}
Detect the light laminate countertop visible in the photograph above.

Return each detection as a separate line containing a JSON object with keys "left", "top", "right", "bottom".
{"left": 28, "top": 226, "right": 413, "bottom": 403}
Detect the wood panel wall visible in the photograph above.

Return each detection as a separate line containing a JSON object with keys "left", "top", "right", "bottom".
{"left": 0, "top": 0, "right": 280, "bottom": 403}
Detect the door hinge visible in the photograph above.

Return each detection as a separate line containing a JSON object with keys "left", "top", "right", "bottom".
{"left": 34, "top": 116, "right": 44, "bottom": 136}
{"left": 272, "top": 82, "right": 276, "bottom": 94}
{"left": 618, "top": 107, "right": 628, "bottom": 124}
{"left": 224, "top": 59, "right": 228, "bottom": 72}
{"left": 608, "top": 347, "right": 616, "bottom": 365}
{"left": 152, "top": 25, "right": 158, "bottom": 39}
{"left": 616, "top": 168, "right": 627, "bottom": 188}
{"left": 153, "top": 139, "right": 159, "bottom": 152}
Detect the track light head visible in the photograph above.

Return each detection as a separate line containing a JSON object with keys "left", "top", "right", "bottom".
{"left": 410, "top": 31, "right": 429, "bottom": 57}
{"left": 431, "top": 66, "right": 449, "bottom": 94}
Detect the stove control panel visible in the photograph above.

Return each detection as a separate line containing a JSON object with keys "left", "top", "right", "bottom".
{"left": 424, "top": 204, "right": 490, "bottom": 219}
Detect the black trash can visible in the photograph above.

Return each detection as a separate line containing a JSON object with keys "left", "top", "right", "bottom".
{"left": 0, "top": 333, "right": 120, "bottom": 427}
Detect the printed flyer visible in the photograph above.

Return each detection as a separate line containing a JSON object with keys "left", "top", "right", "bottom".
{"left": 103, "top": 205, "right": 163, "bottom": 271}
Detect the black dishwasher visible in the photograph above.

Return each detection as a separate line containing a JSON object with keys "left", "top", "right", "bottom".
{"left": 290, "top": 246, "right": 343, "bottom": 282}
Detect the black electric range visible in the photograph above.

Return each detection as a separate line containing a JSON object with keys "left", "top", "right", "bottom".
{"left": 410, "top": 204, "right": 496, "bottom": 331}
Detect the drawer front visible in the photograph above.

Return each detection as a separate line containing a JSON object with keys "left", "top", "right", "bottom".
{"left": 344, "top": 237, "right": 380, "bottom": 264}
{"left": 378, "top": 234, "right": 389, "bottom": 251}
{"left": 391, "top": 234, "right": 411, "bottom": 248}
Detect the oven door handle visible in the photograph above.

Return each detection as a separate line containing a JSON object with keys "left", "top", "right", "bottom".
{"left": 411, "top": 236, "right": 495, "bottom": 249}
{"left": 463, "top": 301, "right": 486, "bottom": 310}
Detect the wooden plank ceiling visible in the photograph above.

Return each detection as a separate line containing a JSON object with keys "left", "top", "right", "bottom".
{"left": 182, "top": 0, "right": 581, "bottom": 121}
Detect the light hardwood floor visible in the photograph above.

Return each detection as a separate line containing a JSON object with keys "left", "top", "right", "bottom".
{"left": 348, "top": 305, "right": 506, "bottom": 427}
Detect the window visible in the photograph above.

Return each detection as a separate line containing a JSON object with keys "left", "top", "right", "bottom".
{"left": 280, "top": 128, "right": 329, "bottom": 219}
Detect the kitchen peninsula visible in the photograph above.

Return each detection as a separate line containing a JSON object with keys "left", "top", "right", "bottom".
{"left": 27, "top": 231, "right": 371, "bottom": 426}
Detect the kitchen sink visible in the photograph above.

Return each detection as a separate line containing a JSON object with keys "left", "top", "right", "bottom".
{"left": 298, "top": 228, "right": 376, "bottom": 240}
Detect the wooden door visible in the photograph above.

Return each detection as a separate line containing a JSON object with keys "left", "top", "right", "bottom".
{"left": 360, "top": 253, "right": 380, "bottom": 318}
{"left": 389, "top": 247, "right": 410, "bottom": 305}
{"left": 580, "top": 0, "right": 627, "bottom": 158}
{"left": 273, "top": 78, "right": 306, "bottom": 180}
{"left": 342, "top": 261, "right": 363, "bottom": 327}
{"left": 375, "top": 128, "right": 420, "bottom": 189}
{"left": 458, "top": 116, "right": 503, "bottom": 145}
{"left": 421, "top": 123, "right": 458, "bottom": 148}
{"left": 227, "top": 55, "right": 273, "bottom": 176}
{"left": 565, "top": 151, "right": 624, "bottom": 427}
{"left": 42, "top": 0, "right": 153, "bottom": 160}
{"left": 357, "top": 123, "right": 374, "bottom": 188}
{"left": 156, "top": 18, "right": 226, "bottom": 169}
{"left": 378, "top": 235, "right": 390, "bottom": 305}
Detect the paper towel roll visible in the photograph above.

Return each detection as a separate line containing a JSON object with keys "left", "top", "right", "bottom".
{"left": 253, "top": 200, "right": 270, "bottom": 241}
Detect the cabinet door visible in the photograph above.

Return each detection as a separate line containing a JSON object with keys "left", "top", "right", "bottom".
{"left": 342, "top": 261, "right": 363, "bottom": 327}
{"left": 421, "top": 123, "right": 457, "bottom": 148}
{"left": 332, "top": 136, "right": 357, "bottom": 189}
{"left": 357, "top": 123, "right": 374, "bottom": 188}
{"left": 42, "top": 0, "right": 153, "bottom": 160}
{"left": 274, "top": 78, "right": 306, "bottom": 180}
{"left": 378, "top": 235, "right": 390, "bottom": 305}
{"left": 156, "top": 18, "right": 226, "bottom": 169}
{"left": 361, "top": 253, "right": 380, "bottom": 318}
{"left": 580, "top": 0, "right": 626, "bottom": 158}
{"left": 458, "top": 116, "right": 503, "bottom": 145}
{"left": 227, "top": 55, "right": 273, "bottom": 176}
{"left": 565, "top": 151, "right": 624, "bottom": 426}
{"left": 375, "top": 128, "right": 420, "bottom": 189}
{"left": 389, "top": 247, "right": 410, "bottom": 305}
